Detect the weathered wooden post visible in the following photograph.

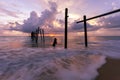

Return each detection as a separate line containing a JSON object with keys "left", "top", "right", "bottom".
{"left": 40, "top": 29, "right": 43, "bottom": 43}
{"left": 83, "top": 15, "right": 88, "bottom": 47}
{"left": 76, "top": 9, "right": 120, "bottom": 48}
{"left": 64, "top": 8, "right": 68, "bottom": 49}
{"left": 42, "top": 29, "right": 45, "bottom": 47}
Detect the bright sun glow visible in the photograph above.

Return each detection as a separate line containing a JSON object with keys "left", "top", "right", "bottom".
{"left": 69, "top": 13, "right": 80, "bottom": 19}
{"left": 53, "top": 21, "right": 61, "bottom": 28}
{"left": 88, "top": 20, "right": 99, "bottom": 26}
{"left": 49, "top": 34, "right": 55, "bottom": 37}
{"left": 47, "top": 33, "right": 63, "bottom": 37}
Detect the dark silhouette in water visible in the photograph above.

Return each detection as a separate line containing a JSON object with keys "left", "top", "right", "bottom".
{"left": 52, "top": 38, "right": 57, "bottom": 47}
{"left": 31, "top": 30, "right": 39, "bottom": 43}
{"left": 65, "top": 8, "right": 68, "bottom": 49}
{"left": 35, "top": 29, "right": 39, "bottom": 43}
{"left": 30, "top": 28, "right": 45, "bottom": 47}
{"left": 35, "top": 32, "right": 38, "bottom": 43}
{"left": 30, "top": 31, "right": 38, "bottom": 47}
{"left": 31, "top": 31, "right": 35, "bottom": 41}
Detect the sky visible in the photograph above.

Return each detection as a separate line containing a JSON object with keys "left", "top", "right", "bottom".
{"left": 0, "top": 0, "right": 120, "bottom": 36}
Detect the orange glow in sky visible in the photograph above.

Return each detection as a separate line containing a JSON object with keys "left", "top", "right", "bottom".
{"left": 0, "top": 0, "right": 120, "bottom": 36}
{"left": 53, "top": 21, "right": 61, "bottom": 28}
{"left": 88, "top": 20, "right": 99, "bottom": 26}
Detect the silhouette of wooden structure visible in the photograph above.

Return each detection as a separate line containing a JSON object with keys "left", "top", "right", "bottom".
{"left": 31, "top": 28, "right": 45, "bottom": 47}
{"left": 41, "top": 29, "right": 45, "bottom": 47}
{"left": 39, "top": 28, "right": 45, "bottom": 47}
{"left": 64, "top": 8, "right": 68, "bottom": 49}
{"left": 76, "top": 8, "right": 120, "bottom": 47}
{"left": 77, "top": 9, "right": 120, "bottom": 23}
{"left": 83, "top": 15, "right": 88, "bottom": 47}
{"left": 32, "top": 8, "right": 120, "bottom": 48}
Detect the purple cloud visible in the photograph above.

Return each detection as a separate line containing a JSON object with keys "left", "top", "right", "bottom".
{"left": 8, "top": 0, "right": 120, "bottom": 34}
{"left": 70, "top": 21, "right": 99, "bottom": 32}
{"left": 9, "top": 1, "right": 59, "bottom": 33}
{"left": 97, "top": 14, "right": 120, "bottom": 28}
{"left": 70, "top": 13, "right": 120, "bottom": 32}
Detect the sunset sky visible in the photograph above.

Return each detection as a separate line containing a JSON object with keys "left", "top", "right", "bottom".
{"left": 0, "top": 0, "right": 120, "bottom": 36}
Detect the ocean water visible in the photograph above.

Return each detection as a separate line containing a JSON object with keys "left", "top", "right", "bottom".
{"left": 0, "top": 36, "right": 120, "bottom": 80}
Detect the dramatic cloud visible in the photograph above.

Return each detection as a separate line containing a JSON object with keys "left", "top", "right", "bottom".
{"left": 70, "top": 21, "right": 100, "bottom": 32}
{"left": 70, "top": 13, "right": 120, "bottom": 34}
{"left": 9, "top": 2, "right": 64, "bottom": 33}
{"left": 97, "top": 14, "right": 120, "bottom": 28}
{"left": 5, "top": 0, "right": 120, "bottom": 36}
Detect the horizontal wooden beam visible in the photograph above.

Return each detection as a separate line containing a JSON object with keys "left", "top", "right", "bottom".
{"left": 77, "top": 8, "right": 120, "bottom": 23}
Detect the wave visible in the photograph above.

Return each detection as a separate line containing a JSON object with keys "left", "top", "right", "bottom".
{"left": 89, "top": 40, "right": 120, "bottom": 59}
{"left": 0, "top": 40, "right": 120, "bottom": 80}
{"left": 0, "top": 48, "right": 106, "bottom": 80}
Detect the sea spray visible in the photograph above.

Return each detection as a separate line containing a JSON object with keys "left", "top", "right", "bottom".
{"left": 0, "top": 48, "right": 106, "bottom": 80}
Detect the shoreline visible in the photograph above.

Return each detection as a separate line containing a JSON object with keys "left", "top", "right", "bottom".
{"left": 96, "top": 57, "right": 120, "bottom": 80}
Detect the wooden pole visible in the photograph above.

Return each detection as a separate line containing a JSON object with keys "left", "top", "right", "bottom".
{"left": 77, "top": 8, "right": 120, "bottom": 23}
{"left": 40, "top": 29, "right": 42, "bottom": 42}
{"left": 42, "top": 29, "right": 45, "bottom": 47}
{"left": 84, "top": 15, "right": 88, "bottom": 47}
{"left": 64, "top": 8, "right": 68, "bottom": 49}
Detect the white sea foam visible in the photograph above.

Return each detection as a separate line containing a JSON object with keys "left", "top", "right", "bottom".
{"left": 0, "top": 48, "right": 106, "bottom": 80}
{"left": 0, "top": 39, "right": 120, "bottom": 80}
{"left": 90, "top": 40, "right": 120, "bottom": 59}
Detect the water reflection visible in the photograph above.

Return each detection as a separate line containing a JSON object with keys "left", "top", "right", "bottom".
{"left": 27, "top": 36, "right": 64, "bottom": 48}
{"left": 0, "top": 36, "right": 111, "bottom": 49}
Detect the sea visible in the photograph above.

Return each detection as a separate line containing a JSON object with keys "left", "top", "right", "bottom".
{"left": 0, "top": 36, "right": 120, "bottom": 80}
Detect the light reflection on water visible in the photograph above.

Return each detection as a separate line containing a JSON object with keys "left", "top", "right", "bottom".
{"left": 0, "top": 36, "right": 120, "bottom": 80}
{"left": 0, "top": 36, "right": 120, "bottom": 49}
{"left": 0, "top": 36, "right": 64, "bottom": 49}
